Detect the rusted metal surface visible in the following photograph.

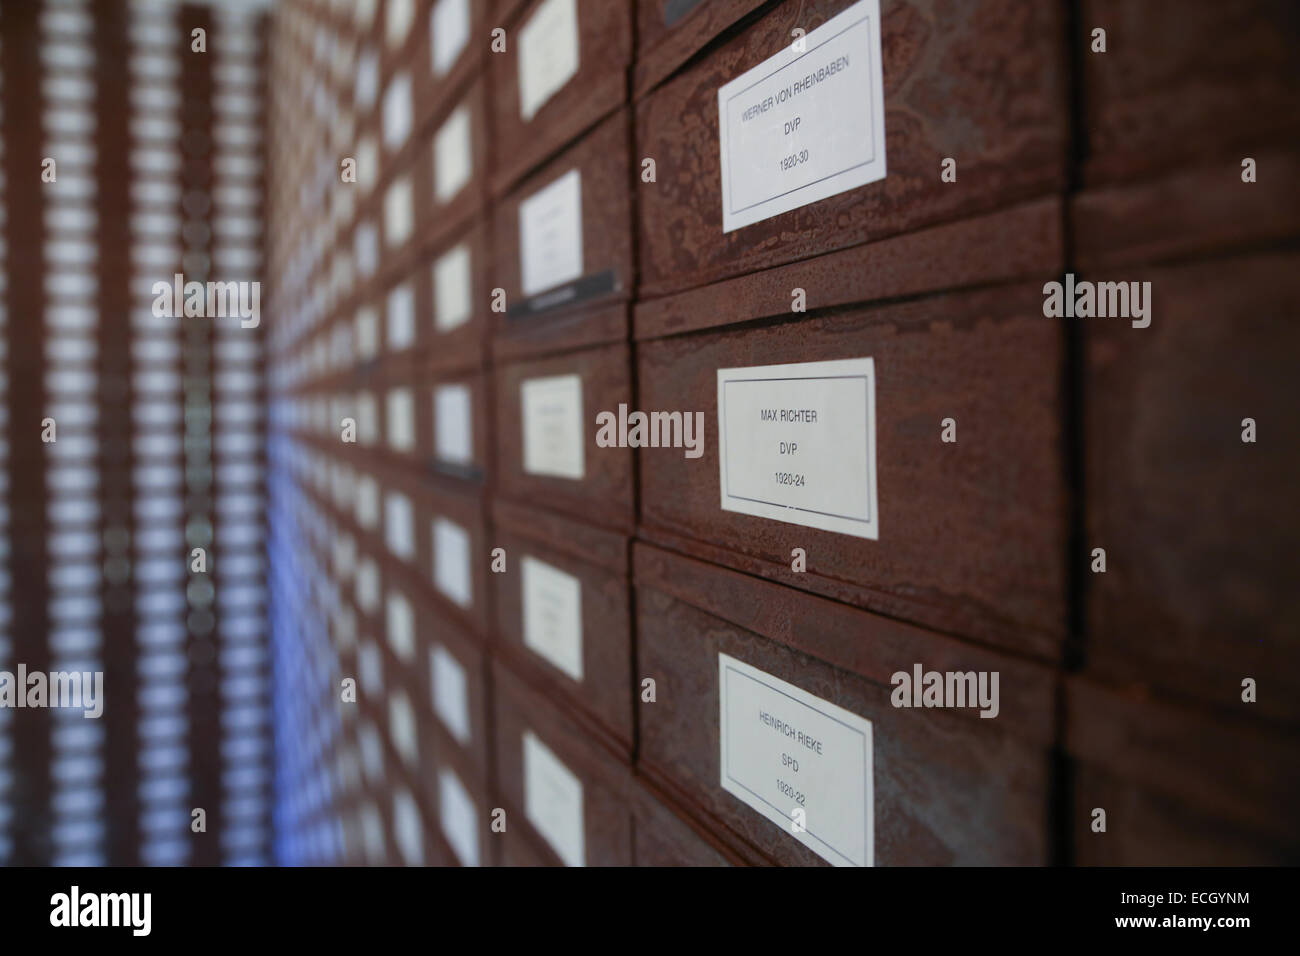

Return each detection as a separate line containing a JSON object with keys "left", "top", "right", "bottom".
{"left": 630, "top": 778, "right": 742, "bottom": 866}
{"left": 636, "top": 0, "right": 1068, "bottom": 298}
{"left": 1084, "top": 252, "right": 1300, "bottom": 726}
{"left": 638, "top": 281, "right": 1068, "bottom": 659}
{"left": 634, "top": 543, "right": 1055, "bottom": 866}
{"left": 493, "top": 109, "right": 634, "bottom": 359}
{"left": 635, "top": 197, "right": 1063, "bottom": 339}
{"left": 491, "top": 500, "right": 635, "bottom": 756}
{"left": 489, "top": 0, "right": 632, "bottom": 195}
{"left": 1079, "top": 0, "right": 1300, "bottom": 187}
{"left": 1067, "top": 677, "right": 1300, "bottom": 864}
{"left": 494, "top": 343, "right": 636, "bottom": 533}
{"left": 634, "top": 0, "right": 767, "bottom": 100}
{"left": 491, "top": 657, "right": 636, "bottom": 866}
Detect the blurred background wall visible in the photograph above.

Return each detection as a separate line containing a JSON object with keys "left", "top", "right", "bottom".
{"left": 0, "top": 0, "right": 271, "bottom": 866}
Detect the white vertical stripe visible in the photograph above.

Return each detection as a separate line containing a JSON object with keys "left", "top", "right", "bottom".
{"left": 42, "top": 0, "right": 104, "bottom": 868}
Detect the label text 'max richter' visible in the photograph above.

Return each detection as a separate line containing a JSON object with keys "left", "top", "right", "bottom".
{"left": 760, "top": 407, "right": 818, "bottom": 423}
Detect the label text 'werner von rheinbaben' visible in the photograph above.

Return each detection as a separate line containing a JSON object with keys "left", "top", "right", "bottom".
{"left": 718, "top": 0, "right": 886, "bottom": 231}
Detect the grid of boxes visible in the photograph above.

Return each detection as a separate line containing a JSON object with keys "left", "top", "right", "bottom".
{"left": 265, "top": 0, "right": 1299, "bottom": 866}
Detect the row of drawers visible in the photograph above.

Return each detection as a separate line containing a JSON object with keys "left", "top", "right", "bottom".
{"left": 286, "top": 244, "right": 1300, "bottom": 727}
{"left": 319, "top": 529, "right": 1300, "bottom": 866}
{"left": 301, "top": 0, "right": 1298, "bottom": 195}
{"left": 278, "top": 0, "right": 1297, "bottom": 356}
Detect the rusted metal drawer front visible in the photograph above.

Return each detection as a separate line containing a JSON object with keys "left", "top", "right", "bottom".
{"left": 1073, "top": 153, "right": 1300, "bottom": 273}
{"left": 634, "top": 544, "right": 1056, "bottom": 866}
{"left": 414, "top": 476, "right": 493, "bottom": 635}
{"left": 378, "top": 0, "right": 430, "bottom": 85}
{"left": 406, "top": 587, "right": 493, "bottom": 782}
{"left": 634, "top": 0, "right": 766, "bottom": 99}
{"left": 638, "top": 282, "right": 1067, "bottom": 659}
{"left": 1085, "top": 252, "right": 1300, "bottom": 724}
{"left": 373, "top": 373, "right": 435, "bottom": 471}
{"left": 491, "top": 499, "right": 634, "bottom": 755}
{"left": 493, "top": 109, "right": 634, "bottom": 358}
{"left": 350, "top": 547, "right": 388, "bottom": 635}
{"left": 635, "top": 198, "right": 1063, "bottom": 340}
{"left": 495, "top": 343, "right": 636, "bottom": 533}
{"left": 413, "top": 723, "right": 499, "bottom": 867}
{"left": 499, "top": 825, "right": 555, "bottom": 866}
{"left": 489, "top": 0, "right": 633, "bottom": 195}
{"left": 1067, "top": 678, "right": 1300, "bottom": 865}
{"left": 373, "top": 706, "right": 497, "bottom": 867}
{"left": 491, "top": 657, "right": 635, "bottom": 866}
{"left": 375, "top": 212, "right": 491, "bottom": 367}
{"left": 636, "top": 0, "right": 1068, "bottom": 298}
{"left": 1080, "top": 0, "right": 1299, "bottom": 188}
{"left": 631, "top": 780, "right": 742, "bottom": 866}
{"left": 413, "top": 0, "right": 491, "bottom": 130}
{"left": 370, "top": 461, "right": 492, "bottom": 635}
{"left": 421, "top": 77, "right": 491, "bottom": 252}
{"left": 426, "top": 369, "right": 492, "bottom": 483}
{"left": 424, "top": 220, "right": 492, "bottom": 373}
{"left": 348, "top": 696, "right": 434, "bottom": 866}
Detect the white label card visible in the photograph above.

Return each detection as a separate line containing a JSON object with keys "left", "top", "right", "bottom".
{"left": 717, "top": 357, "right": 878, "bottom": 539}
{"left": 439, "top": 767, "right": 481, "bottom": 867}
{"left": 434, "top": 104, "right": 472, "bottom": 202}
{"left": 386, "top": 388, "right": 414, "bottom": 451}
{"left": 521, "top": 555, "right": 583, "bottom": 681}
{"left": 434, "top": 383, "right": 473, "bottom": 466}
{"left": 719, "top": 653, "right": 873, "bottom": 867}
{"left": 382, "top": 72, "right": 412, "bottom": 150}
{"left": 355, "top": 306, "right": 379, "bottom": 359}
{"left": 393, "top": 789, "right": 424, "bottom": 866}
{"left": 431, "top": 644, "right": 471, "bottom": 745}
{"left": 389, "top": 692, "right": 418, "bottom": 765}
{"left": 358, "top": 642, "right": 383, "bottom": 696}
{"left": 717, "top": 0, "right": 886, "bottom": 232}
{"left": 387, "top": 0, "right": 415, "bottom": 49}
{"left": 356, "top": 476, "right": 379, "bottom": 529}
{"left": 356, "top": 136, "right": 378, "bottom": 193}
{"left": 433, "top": 243, "right": 472, "bottom": 331}
{"left": 518, "top": 0, "right": 579, "bottom": 121}
{"left": 387, "top": 283, "right": 415, "bottom": 351}
{"left": 384, "top": 176, "right": 413, "bottom": 248}
{"left": 360, "top": 723, "right": 384, "bottom": 782}
{"left": 355, "top": 51, "right": 379, "bottom": 110}
{"left": 433, "top": 517, "right": 473, "bottom": 607}
{"left": 521, "top": 373, "right": 585, "bottom": 480}
{"left": 431, "top": 0, "right": 470, "bottom": 77}
{"left": 518, "top": 168, "right": 583, "bottom": 297}
{"left": 384, "top": 491, "right": 415, "bottom": 559}
{"left": 355, "top": 559, "right": 380, "bottom": 612}
{"left": 354, "top": 221, "right": 379, "bottom": 278}
{"left": 523, "top": 730, "right": 585, "bottom": 867}
{"left": 385, "top": 591, "right": 414, "bottom": 661}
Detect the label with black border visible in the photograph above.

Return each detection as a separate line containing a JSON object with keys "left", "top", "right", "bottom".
{"left": 719, "top": 652, "right": 873, "bottom": 867}
{"left": 717, "top": 356, "right": 878, "bottom": 539}
{"left": 717, "top": 0, "right": 886, "bottom": 232}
